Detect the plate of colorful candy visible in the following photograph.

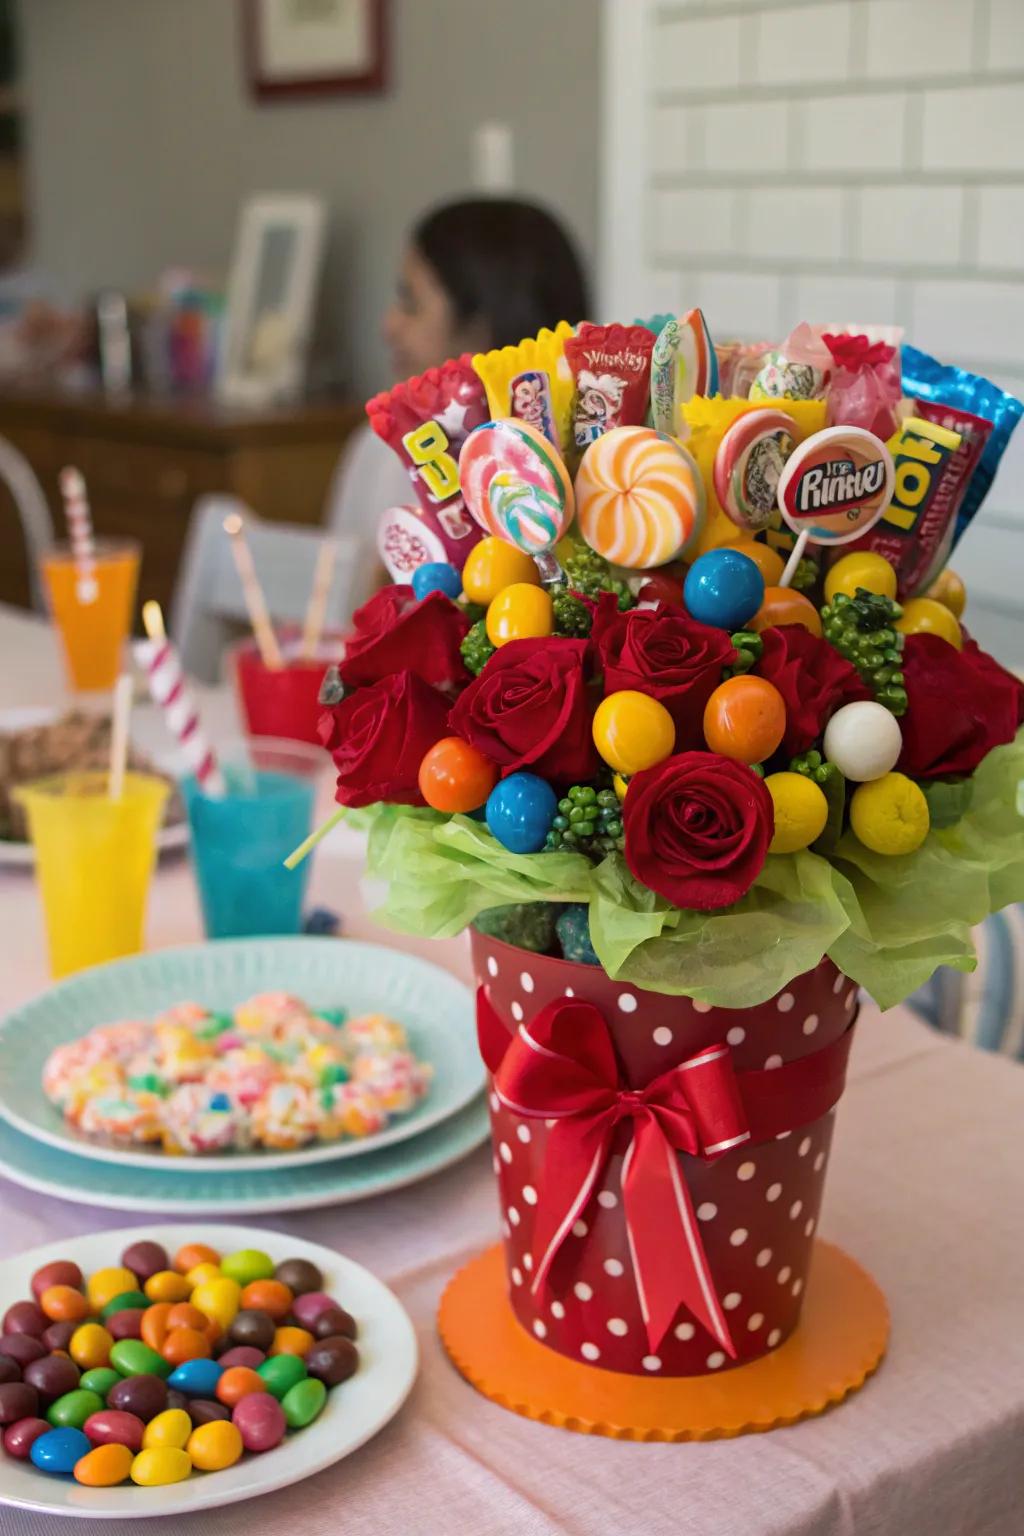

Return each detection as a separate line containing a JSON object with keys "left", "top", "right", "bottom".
{"left": 0, "top": 1224, "right": 417, "bottom": 1518}
{"left": 0, "top": 937, "right": 483, "bottom": 1173}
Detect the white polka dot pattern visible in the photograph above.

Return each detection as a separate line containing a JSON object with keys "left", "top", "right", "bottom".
{"left": 597, "top": 1190, "right": 617, "bottom": 1209}
{"left": 551, "top": 1300, "right": 565, "bottom": 1319}
{"left": 607, "top": 1318, "right": 628, "bottom": 1336}
{"left": 737, "top": 1161, "right": 756, "bottom": 1181}
{"left": 520, "top": 971, "right": 534, "bottom": 993}
{"left": 618, "top": 993, "right": 638, "bottom": 1013}
{"left": 517, "top": 1124, "right": 531, "bottom": 1143}
{"left": 697, "top": 1202, "right": 717, "bottom": 1221}
{"left": 581, "top": 1342, "right": 600, "bottom": 1361}
{"left": 652, "top": 1026, "right": 673, "bottom": 1046}
{"left": 533, "top": 1319, "right": 547, "bottom": 1338}
{"left": 604, "top": 1258, "right": 624, "bottom": 1277}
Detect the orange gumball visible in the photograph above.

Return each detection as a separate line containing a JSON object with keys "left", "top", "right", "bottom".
{"left": 161, "top": 1327, "right": 212, "bottom": 1366}
{"left": 216, "top": 1366, "right": 267, "bottom": 1407}
{"left": 750, "top": 586, "right": 822, "bottom": 637}
{"left": 39, "top": 1285, "right": 91, "bottom": 1323}
{"left": 173, "top": 1243, "right": 220, "bottom": 1275}
{"left": 140, "top": 1301, "right": 173, "bottom": 1352}
{"left": 703, "top": 676, "right": 787, "bottom": 765}
{"left": 269, "top": 1325, "right": 314, "bottom": 1358}
{"left": 417, "top": 737, "right": 498, "bottom": 814}
{"left": 731, "top": 540, "right": 785, "bottom": 587}
{"left": 239, "top": 1280, "right": 293, "bottom": 1322}
{"left": 165, "top": 1302, "right": 212, "bottom": 1335}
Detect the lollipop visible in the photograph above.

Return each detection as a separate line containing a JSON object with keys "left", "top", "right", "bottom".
{"left": 712, "top": 409, "right": 796, "bottom": 533}
{"left": 650, "top": 308, "right": 719, "bottom": 434}
{"left": 459, "top": 419, "right": 574, "bottom": 585}
{"left": 574, "top": 426, "right": 705, "bottom": 570}
{"left": 775, "top": 426, "right": 895, "bottom": 587}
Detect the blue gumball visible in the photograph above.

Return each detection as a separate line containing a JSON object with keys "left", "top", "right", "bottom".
{"left": 485, "top": 772, "right": 558, "bottom": 854}
{"left": 683, "top": 548, "right": 765, "bottom": 630}
{"left": 412, "top": 561, "right": 462, "bottom": 601}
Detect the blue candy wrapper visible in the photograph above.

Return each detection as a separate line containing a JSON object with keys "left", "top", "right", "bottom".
{"left": 901, "top": 345, "right": 1023, "bottom": 541}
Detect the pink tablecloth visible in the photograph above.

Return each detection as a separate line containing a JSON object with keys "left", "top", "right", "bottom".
{"left": 1, "top": 613, "right": 1023, "bottom": 1535}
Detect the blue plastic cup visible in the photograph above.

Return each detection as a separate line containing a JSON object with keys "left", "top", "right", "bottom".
{"left": 182, "top": 738, "right": 323, "bottom": 939}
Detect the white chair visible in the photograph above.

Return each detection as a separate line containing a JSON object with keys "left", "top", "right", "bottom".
{"left": 171, "top": 496, "right": 360, "bottom": 683}
{"left": 0, "top": 435, "right": 54, "bottom": 612}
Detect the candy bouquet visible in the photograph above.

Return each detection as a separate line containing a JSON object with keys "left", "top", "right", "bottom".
{"left": 308, "top": 313, "right": 1024, "bottom": 1391}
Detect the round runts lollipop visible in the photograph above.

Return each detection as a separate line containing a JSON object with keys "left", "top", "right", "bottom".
{"left": 574, "top": 425, "right": 705, "bottom": 569}
{"left": 459, "top": 418, "right": 574, "bottom": 556}
{"left": 713, "top": 409, "right": 795, "bottom": 532}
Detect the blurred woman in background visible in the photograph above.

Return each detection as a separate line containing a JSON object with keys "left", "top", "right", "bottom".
{"left": 327, "top": 196, "right": 590, "bottom": 595}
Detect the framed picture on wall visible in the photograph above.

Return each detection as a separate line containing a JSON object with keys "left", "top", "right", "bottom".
{"left": 242, "top": 0, "right": 388, "bottom": 100}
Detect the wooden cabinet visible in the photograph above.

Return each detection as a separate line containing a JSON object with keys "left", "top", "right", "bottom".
{"left": 0, "top": 387, "right": 363, "bottom": 613}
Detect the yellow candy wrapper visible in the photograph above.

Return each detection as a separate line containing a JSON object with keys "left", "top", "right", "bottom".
{"left": 680, "top": 396, "right": 827, "bottom": 557}
{"left": 472, "top": 322, "right": 576, "bottom": 457}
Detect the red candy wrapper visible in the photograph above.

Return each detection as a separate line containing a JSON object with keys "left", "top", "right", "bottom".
{"left": 823, "top": 333, "right": 902, "bottom": 441}
{"left": 565, "top": 323, "right": 655, "bottom": 450}
{"left": 367, "top": 357, "right": 489, "bottom": 570}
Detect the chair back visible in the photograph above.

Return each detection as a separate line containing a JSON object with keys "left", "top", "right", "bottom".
{"left": 171, "top": 495, "right": 358, "bottom": 683}
{"left": 0, "top": 435, "right": 54, "bottom": 611}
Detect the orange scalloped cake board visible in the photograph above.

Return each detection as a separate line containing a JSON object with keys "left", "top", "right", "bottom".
{"left": 438, "top": 1240, "right": 888, "bottom": 1442}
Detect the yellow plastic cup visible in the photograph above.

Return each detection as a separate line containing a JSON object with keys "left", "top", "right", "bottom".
{"left": 15, "top": 771, "right": 169, "bottom": 978}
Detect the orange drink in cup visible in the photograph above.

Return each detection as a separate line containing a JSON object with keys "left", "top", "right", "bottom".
{"left": 14, "top": 770, "right": 168, "bottom": 978}
{"left": 41, "top": 539, "right": 140, "bottom": 693}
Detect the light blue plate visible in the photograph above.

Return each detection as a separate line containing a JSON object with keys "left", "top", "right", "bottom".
{"left": 0, "top": 1095, "right": 489, "bottom": 1213}
{"left": 0, "top": 937, "right": 484, "bottom": 1173}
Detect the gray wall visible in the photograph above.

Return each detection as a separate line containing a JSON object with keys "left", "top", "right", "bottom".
{"left": 16, "top": 0, "right": 600, "bottom": 399}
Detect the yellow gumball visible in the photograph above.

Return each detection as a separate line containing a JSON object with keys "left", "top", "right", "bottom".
{"left": 923, "top": 567, "right": 966, "bottom": 619}
{"left": 130, "top": 1447, "right": 192, "bottom": 1487}
{"left": 849, "top": 772, "right": 930, "bottom": 856}
{"left": 185, "top": 1262, "right": 222, "bottom": 1289}
{"left": 142, "top": 1409, "right": 192, "bottom": 1451}
{"left": 895, "top": 597, "right": 962, "bottom": 650}
{"left": 462, "top": 537, "right": 540, "bottom": 606}
{"left": 187, "top": 1419, "right": 243, "bottom": 1472}
{"left": 486, "top": 584, "right": 553, "bottom": 647}
{"left": 764, "top": 773, "right": 829, "bottom": 854}
{"left": 824, "top": 552, "right": 898, "bottom": 603}
{"left": 593, "top": 691, "right": 676, "bottom": 776}
{"left": 190, "top": 1276, "right": 241, "bottom": 1331}
{"left": 86, "top": 1267, "right": 138, "bottom": 1313}
{"left": 613, "top": 773, "right": 629, "bottom": 803}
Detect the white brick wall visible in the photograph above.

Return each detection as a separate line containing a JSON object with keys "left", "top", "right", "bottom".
{"left": 618, "top": 0, "right": 1024, "bottom": 654}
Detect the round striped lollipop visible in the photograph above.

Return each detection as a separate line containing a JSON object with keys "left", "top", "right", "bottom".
{"left": 459, "top": 418, "right": 574, "bottom": 556}
{"left": 574, "top": 425, "right": 705, "bottom": 569}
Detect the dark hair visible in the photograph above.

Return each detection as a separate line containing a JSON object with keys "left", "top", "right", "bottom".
{"left": 412, "top": 197, "right": 591, "bottom": 351}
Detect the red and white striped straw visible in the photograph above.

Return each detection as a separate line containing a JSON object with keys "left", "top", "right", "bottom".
{"left": 59, "top": 466, "right": 99, "bottom": 605}
{"left": 134, "top": 601, "right": 225, "bottom": 797}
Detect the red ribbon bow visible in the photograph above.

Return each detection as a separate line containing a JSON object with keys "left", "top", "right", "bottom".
{"left": 479, "top": 990, "right": 853, "bottom": 1357}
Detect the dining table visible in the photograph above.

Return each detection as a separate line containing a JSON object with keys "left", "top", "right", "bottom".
{"left": 0, "top": 600, "right": 1022, "bottom": 1536}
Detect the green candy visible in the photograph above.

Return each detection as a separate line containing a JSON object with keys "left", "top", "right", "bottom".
{"left": 109, "top": 1339, "right": 170, "bottom": 1378}
{"left": 257, "top": 1354, "right": 308, "bottom": 1400}
{"left": 319, "top": 1063, "right": 349, "bottom": 1088}
{"left": 127, "top": 1074, "right": 168, "bottom": 1095}
{"left": 47, "top": 1389, "right": 104, "bottom": 1429}
{"left": 101, "top": 1290, "right": 149, "bottom": 1318}
{"left": 79, "top": 1367, "right": 121, "bottom": 1398}
{"left": 220, "top": 1248, "right": 275, "bottom": 1286}
{"left": 315, "top": 1008, "right": 347, "bottom": 1027}
{"left": 281, "top": 1376, "right": 326, "bottom": 1429}
{"left": 194, "top": 1011, "right": 235, "bottom": 1040}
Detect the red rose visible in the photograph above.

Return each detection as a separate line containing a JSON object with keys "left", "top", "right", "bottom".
{"left": 318, "top": 671, "right": 450, "bottom": 807}
{"left": 754, "top": 625, "right": 869, "bottom": 757}
{"left": 623, "top": 752, "right": 773, "bottom": 911}
{"left": 338, "top": 586, "right": 470, "bottom": 691}
{"left": 448, "top": 637, "right": 597, "bottom": 784}
{"left": 591, "top": 596, "right": 735, "bottom": 747}
{"left": 898, "top": 634, "right": 1024, "bottom": 779}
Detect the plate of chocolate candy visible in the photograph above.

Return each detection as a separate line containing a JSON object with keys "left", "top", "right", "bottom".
{"left": 0, "top": 1225, "right": 417, "bottom": 1518}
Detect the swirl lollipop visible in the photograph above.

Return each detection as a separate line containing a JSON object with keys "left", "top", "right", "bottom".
{"left": 574, "top": 425, "right": 705, "bottom": 569}
{"left": 459, "top": 418, "right": 574, "bottom": 582}
{"left": 712, "top": 408, "right": 796, "bottom": 533}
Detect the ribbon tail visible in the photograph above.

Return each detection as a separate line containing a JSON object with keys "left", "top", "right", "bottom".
{"left": 529, "top": 1116, "right": 612, "bottom": 1300}
{"left": 623, "top": 1119, "right": 736, "bottom": 1358}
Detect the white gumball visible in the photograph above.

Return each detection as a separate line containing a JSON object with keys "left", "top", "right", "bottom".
{"left": 823, "top": 701, "right": 903, "bottom": 783}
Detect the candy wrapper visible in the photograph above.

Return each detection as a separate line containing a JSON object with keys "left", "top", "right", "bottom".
{"left": 650, "top": 308, "right": 720, "bottom": 434}
{"left": 749, "top": 322, "right": 832, "bottom": 403}
{"left": 823, "top": 333, "right": 903, "bottom": 441}
{"left": 564, "top": 323, "right": 655, "bottom": 450}
{"left": 367, "top": 356, "right": 490, "bottom": 571}
{"left": 715, "top": 340, "right": 773, "bottom": 399}
{"left": 680, "top": 395, "right": 827, "bottom": 557}
{"left": 901, "top": 344, "right": 1023, "bottom": 543}
{"left": 633, "top": 312, "right": 674, "bottom": 337}
{"left": 471, "top": 322, "right": 576, "bottom": 456}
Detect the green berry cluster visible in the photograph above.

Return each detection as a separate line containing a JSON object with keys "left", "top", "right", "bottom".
{"left": 561, "top": 541, "right": 634, "bottom": 611}
{"left": 727, "top": 630, "right": 764, "bottom": 677}
{"left": 460, "top": 619, "right": 495, "bottom": 676}
{"left": 552, "top": 591, "right": 593, "bottom": 637}
{"left": 788, "top": 556, "right": 819, "bottom": 594}
{"left": 545, "top": 785, "right": 624, "bottom": 857}
{"left": 789, "top": 749, "right": 846, "bottom": 852}
{"left": 821, "top": 589, "right": 908, "bottom": 716}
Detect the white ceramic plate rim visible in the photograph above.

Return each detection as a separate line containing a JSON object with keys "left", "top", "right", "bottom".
{"left": 0, "top": 1100, "right": 489, "bottom": 1215}
{"left": 0, "top": 937, "right": 482, "bottom": 1172}
{"left": 0, "top": 1223, "right": 418, "bottom": 1520}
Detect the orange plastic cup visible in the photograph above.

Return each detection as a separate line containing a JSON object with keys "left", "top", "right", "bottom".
{"left": 41, "top": 538, "right": 140, "bottom": 693}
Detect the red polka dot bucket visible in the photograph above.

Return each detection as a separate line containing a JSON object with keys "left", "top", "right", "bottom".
{"left": 472, "top": 929, "right": 859, "bottom": 1378}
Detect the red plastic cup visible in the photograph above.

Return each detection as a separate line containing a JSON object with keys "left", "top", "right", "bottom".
{"left": 472, "top": 931, "right": 859, "bottom": 1378}
{"left": 230, "top": 630, "right": 344, "bottom": 746}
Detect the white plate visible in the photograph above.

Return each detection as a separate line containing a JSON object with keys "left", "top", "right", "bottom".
{"left": 0, "top": 937, "right": 483, "bottom": 1173}
{"left": 0, "top": 1224, "right": 417, "bottom": 1520}
{"left": 0, "top": 706, "right": 187, "bottom": 867}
